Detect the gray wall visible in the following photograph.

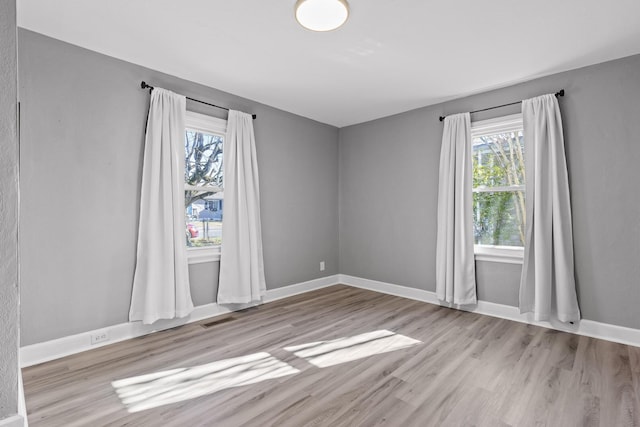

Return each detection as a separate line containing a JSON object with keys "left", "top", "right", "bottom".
{"left": 19, "top": 29, "right": 339, "bottom": 345}
{"left": 339, "top": 54, "right": 640, "bottom": 330}
{"left": 0, "top": 0, "right": 19, "bottom": 419}
{"left": 18, "top": 27, "right": 640, "bottom": 347}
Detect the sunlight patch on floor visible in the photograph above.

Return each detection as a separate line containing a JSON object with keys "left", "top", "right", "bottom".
{"left": 112, "top": 352, "right": 299, "bottom": 413}
{"left": 283, "top": 329, "right": 421, "bottom": 368}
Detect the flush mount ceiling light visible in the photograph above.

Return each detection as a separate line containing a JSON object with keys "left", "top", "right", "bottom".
{"left": 295, "top": 0, "right": 350, "bottom": 32}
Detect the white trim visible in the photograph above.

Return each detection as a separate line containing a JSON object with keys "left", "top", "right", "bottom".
{"left": 339, "top": 274, "right": 440, "bottom": 305}
{"left": 18, "top": 369, "right": 26, "bottom": 427}
{"left": 471, "top": 113, "right": 523, "bottom": 137}
{"left": 19, "top": 275, "right": 340, "bottom": 368}
{"left": 20, "top": 303, "right": 232, "bottom": 367}
{"left": 20, "top": 273, "right": 640, "bottom": 368}
{"left": 0, "top": 365, "right": 28, "bottom": 427}
{"left": 473, "top": 301, "right": 640, "bottom": 349}
{"left": 185, "top": 111, "right": 227, "bottom": 135}
{"left": 338, "top": 274, "right": 640, "bottom": 348}
{"left": 471, "top": 113, "right": 526, "bottom": 257}
{"left": 0, "top": 415, "right": 24, "bottom": 427}
{"left": 187, "top": 246, "right": 221, "bottom": 264}
{"left": 264, "top": 275, "right": 341, "bottom": 302}
{"left": 473, "top": 185, "right": 524, "bottom": 193}
{"left": 184, "top": 110, "right": 225, "bottom": 257}
{"left": 185, "top": 184, "right": 223, "bottom": 193}
{"left": 474, "top": 245, "right": 524, "bottom": 264}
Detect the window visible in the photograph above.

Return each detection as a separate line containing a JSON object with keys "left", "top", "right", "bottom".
{"left": 471, "top": 113, "right": 525, "bottom": 263}
{"left": 184, "top": 111, "right": 227, "bottom": 262}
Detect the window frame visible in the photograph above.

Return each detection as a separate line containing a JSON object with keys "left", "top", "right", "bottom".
{"left": 184, "top": 111, "right": 227, "bottom": 264}
{"left": 471, "top": 113, "right": 525, "bottom": 264}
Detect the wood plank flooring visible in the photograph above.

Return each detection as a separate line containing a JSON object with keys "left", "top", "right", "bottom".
{"left": 23, "top": 285, "right": 640, "bottom": 426}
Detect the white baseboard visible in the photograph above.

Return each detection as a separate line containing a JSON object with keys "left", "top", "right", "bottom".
{"left": 20, "top": 303, "right": 231, "bottom": 368}
{"left": 20, "top": 273, "right": 640, "bottom": 368}
{"left": 338, "top": 274, "right": 640, "bottom": 348}
{"left": 0, "top": 415, "right": 24, "bottom": 427}
{"left": 340, "top": 274, "right": 441, "bottom": 305}
{"left": 20, "top": 275, "right": 341, "bottom": 368}
{"left": 265, "top": 275, "right": 340, "bottom": 302}
{"left": 17, "top": 368, "right": 26, "bottom": 427}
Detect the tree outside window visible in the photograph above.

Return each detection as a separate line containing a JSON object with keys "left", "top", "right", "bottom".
{"left": 184, "top": 112, "right": 227, "bottom": 248}
{"left": 472, "top": 116, "right": 525, "bottom": 247}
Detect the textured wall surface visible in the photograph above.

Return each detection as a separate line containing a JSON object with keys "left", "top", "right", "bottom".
{"left": 339, "top": 54, "right": 640, "bottom": 330}
{"left": 0, "top": 0, "right": 19, "bottom": 420}
{"left": 19, "top": 29, "right": 339, "bottom": 345}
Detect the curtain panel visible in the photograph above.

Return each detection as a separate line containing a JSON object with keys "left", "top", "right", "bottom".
{"left": 519, "top": 94, "right": 580, "bottom": 322}
{"left": 217, "top": 110, "right": 266, "bottom": 304}
{"left": 129, "top": 88, "right": 194, "bottom": 324}
{"left": 436, "top": 112, "right": 477, "bottom": 305}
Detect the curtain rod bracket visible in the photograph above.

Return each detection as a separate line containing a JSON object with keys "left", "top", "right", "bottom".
{"left": 141, "top": 81, "right": 153, "bottom": 93}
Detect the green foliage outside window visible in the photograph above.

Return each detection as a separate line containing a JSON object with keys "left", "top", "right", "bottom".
{"left": 472, "top": 131, "right": 525, "bottom": 246}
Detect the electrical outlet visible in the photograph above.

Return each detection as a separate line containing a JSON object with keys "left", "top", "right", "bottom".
{"left": 91, "top": 331, "right": 109, "bottom": 345}
{"left": 320, "top": 261, "right": 325, "bottom": 271}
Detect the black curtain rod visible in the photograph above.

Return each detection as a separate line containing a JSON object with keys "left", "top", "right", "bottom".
{"left": 140, "top": 81, "right": 257, "bottom": 120}
{"left": 439, "top": 90, "right": 565, "bottom": 122}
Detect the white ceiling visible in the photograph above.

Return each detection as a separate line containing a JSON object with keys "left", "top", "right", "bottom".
{"left": 17, "top": 0, "right": 640, "bottom": 127}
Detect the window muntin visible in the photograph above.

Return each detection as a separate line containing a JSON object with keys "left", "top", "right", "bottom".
{"left": 184, "top": 112, "right": 227, "bottom": 249}
{"left": 471, "top": 114, "right": 525, "bottom": 250}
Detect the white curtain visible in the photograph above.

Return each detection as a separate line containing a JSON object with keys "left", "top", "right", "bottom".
{"left": 436, "top": 113, "right": 477, "bottom": 305}
{"left": 519, "top": 94, "right": 580, "bottom": 322}
{"left": 129, "top": 88, "right": 194, "bottom": 324}
{"left": 217, "top": 110, "right": 266, "bottom": 304}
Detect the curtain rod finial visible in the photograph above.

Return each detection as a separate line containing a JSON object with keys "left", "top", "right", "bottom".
{"left": 439, "top": 116, "right": 445, "bottom": 122}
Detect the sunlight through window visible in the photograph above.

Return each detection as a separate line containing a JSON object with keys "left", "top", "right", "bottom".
{"left": 283, "top": 330, "right": 421, "bottom": 368}
{"left": 112, "top": 352, "right": 299, "bottom": 413}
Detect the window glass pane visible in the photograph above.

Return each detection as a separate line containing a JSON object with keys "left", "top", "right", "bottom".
{"left": 186, "top": 197, "right": 223, "bottom": 247}
{"left": 473, "top": 191, "right": 525, "bottom": 246}
{"left": 185, "top": 130, "right": 223, "bottom": 188}
{"left": 185, "top": 129, "right": 223, "bottom": 248}
{"left": 472, "top": 130, "right": 524, "bottom": 188}
{"left": 472, "top": 125, "right": 525, "bottom": 249}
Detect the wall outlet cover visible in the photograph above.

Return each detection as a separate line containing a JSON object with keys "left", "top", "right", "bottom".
{"left": 91, "top": 331, "right": 109, "bottom": 345}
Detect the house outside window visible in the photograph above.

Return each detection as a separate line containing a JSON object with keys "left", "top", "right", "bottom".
{"left": 471, "top": 113, "right": 525, "bottom": 264}
{"left": 184, "top": 111, "right": 227, "bottom": 263}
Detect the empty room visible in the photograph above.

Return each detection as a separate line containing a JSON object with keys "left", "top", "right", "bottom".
{"left": 2, "top": 0, "right": 640, "bottom": 426}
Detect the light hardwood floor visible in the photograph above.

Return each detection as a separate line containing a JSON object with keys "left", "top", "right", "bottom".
{"left": 23, "top": 285, "right": 640, "bottom": 426}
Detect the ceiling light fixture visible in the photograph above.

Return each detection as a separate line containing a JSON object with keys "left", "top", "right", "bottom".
{"left": 295, "top": 0, "right": 350, "bottom": 32}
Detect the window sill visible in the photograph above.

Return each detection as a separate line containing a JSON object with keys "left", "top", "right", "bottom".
{"left": 474, "top": 245, "right": 523, "bottom": 264}
{"left": 187, "top": 246, "right": 221, "bottom": 264}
